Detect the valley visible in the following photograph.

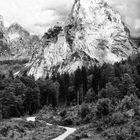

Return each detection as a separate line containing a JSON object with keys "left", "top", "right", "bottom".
{"left": 0, "top": 0, "right": 140, "bottom": 140}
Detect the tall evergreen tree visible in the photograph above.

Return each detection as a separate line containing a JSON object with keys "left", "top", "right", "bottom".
{"left": 74, "top": 67, "right": 82, "bottom": 105}
{"left": 92, "top": 65, "right": 101, "bottom": 95}
{"left": 136, "top": 64, "right": 140, "bottom": 75}
{"left": 119, "top": 73, "right": 138, "bottom": 98}
{"left": 81, "top": 66, "right": 87, "bottom": 103}
{"left": 64, "top": 73, "right": 70, "bottom": 104}
{"left": 58, "top": 74, "right": 65, "bottom": 105}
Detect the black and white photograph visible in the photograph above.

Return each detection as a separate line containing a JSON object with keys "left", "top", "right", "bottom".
{"left": 0, "top": 0, "right": 140, "bottom": 139}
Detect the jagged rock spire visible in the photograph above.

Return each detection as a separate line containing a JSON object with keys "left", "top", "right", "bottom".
{"left": 65, "top": 0, "right": 135, "bottom": 61}
{"left": 26, "top": 0, "right": 136, "bottom": 79}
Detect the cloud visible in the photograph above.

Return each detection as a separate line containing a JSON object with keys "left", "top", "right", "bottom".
{"left": 135, "top": 19, "right": 140, "bottom": 30}
{"left": 0, "top": 0, "right": 74, "bottom": 35}
{"left": 0, "top": 0, "right": 139, "bottom": 37}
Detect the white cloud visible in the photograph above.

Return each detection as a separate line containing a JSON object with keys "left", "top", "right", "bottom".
{"left": 0, "top": 0, "right": 74, "bottom": 35}
{"left": 135, "top": 19, "right": 140, "bottom": 30}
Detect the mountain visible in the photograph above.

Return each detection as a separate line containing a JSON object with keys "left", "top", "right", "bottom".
{"left": 0, "top": 15, "right": 10, "bottom": 59}
{"left": 26, "top": 0, "right": 136, "bottom": 79}
{"left": 0, "top": 18, "right": 41, "bottom": 61}
{"left": 65, "top": 0, "right": 135, "bottom": 61}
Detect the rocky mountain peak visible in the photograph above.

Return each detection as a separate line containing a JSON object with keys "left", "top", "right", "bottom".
{"left": 7, "top": 23, "right": 30, "bottom": 40}
{"left": 67, "top": 0, "right": 110, "bottom": 24}
{"left": 64, "top": 0, "right": 135, "bottom": 62}
{"left": 0, "top": 17, "right": 41, "bottom": 61}
{"left": 19, "top": 0, "right": 136, "bottom": 79}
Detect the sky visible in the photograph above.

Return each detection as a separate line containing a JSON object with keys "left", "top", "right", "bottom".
{"left": 0, "top": 0, "right": 139, "bottom": 37}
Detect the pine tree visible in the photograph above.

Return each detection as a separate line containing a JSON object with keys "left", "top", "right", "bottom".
{"left": 119, "top": 73, "right": 138, "bottom": 98}
{"left": 64, "top": 73, "right": 70, "bottom": 105}
{"left": 74, "top": 67, "right": 82, "bottom": 105}
{"left": 51, "top": 70, "right": 56, "bottom": 82}
{"left": 114, "top": 63, "right": 121, "bottom": 78}
{"left": 0, "top": 103, "right": 2, "bottom": 120}
{"left": 136, "top": 64, "right": 140, "bottom": 75}
{"left": 92, "top": 65, "right": 101, "bottom": 95}
{"left": 58, "top": 74, "right": 65, "bottom": 105}
{"left": 81, "top": 66, "right": 87, "bottom": 103}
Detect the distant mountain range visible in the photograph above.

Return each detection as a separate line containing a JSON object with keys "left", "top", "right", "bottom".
{"left": 0, "top": 19, "right": 41, "bottom": 61}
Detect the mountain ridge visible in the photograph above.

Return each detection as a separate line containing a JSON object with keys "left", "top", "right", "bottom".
{"left": 26, "top": 0, "right": 136, "bottom": 79}
{"left": 0, "top": 18, "right": 41, "bottom": 61}
{"left": 0, "top": 0, "right": 137, "bottom": 79}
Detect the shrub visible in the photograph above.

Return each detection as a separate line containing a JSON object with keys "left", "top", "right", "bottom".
{"left": 129, "top": 124, "right": 140, "bottom": 138}
{"left": 134, "top": 107, "right": 140, "bottom": 118}
{"left": 19, "top": 120, "right": 36, "bottom": 130}
{"left": 98, "top": 88, "right": 106, "bottom": 99}
{"left": 111, "top": 112, "right": 127, "bottom": 126}
{"left": 80, "top": 104, "right": 90, "bottom": 119}
{"left": 115, "top": 124, "right": 140, "bottom": 140}
{"left": 85, "top": 88, "right": 95, "bottom": 103}
{"left": 95, "top": 98, "right": 112, "bottom": 119}
{"left": 98, "top": 83, "right": 121, "bottom": 102}
{"left": 82, "top": 114, "right": 92, "bottom": 124}
{"left": 60, "top": 110, "right": 67, "bottom": 118}
{"left": 117, "top": 95, "right": 140, "bottom": 112}
{"left": 103, "top": 121, "right": 140, "bottom": 140}
{"left": 0, "top": 126, "right": 9, "bottom": 137}
{"left": 61, "top": 117, "right": 73, "bottom": 126}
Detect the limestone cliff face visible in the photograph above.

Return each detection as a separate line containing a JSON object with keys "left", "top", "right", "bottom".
{"left": 24, "top": 0, "right": 136, "bottom": 79}
{"left": 65, "top": 0, "right": 135, "bottom": 62}
{"left": 28, "top": 27, "right": 70, "bottom": 79}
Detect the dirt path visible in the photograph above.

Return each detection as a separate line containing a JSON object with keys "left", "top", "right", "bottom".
{"left": 26, "top": 117, "right": 76, "bottom": 140}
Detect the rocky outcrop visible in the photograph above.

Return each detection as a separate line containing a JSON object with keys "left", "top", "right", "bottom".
{"left": 27, "top": 0, "right": 136, "bottom": 79}
{"left": 65, "top": 0, "right": 135, "bottom": 62}
{"left": 28, "top": 26, "right": 70, "bottom": 79}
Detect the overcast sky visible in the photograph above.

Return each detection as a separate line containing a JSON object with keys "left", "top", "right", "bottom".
{"left": 0, "top": 0, "right": 139, "bottom": 37}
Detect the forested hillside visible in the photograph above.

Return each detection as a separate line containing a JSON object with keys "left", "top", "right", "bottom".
{"left": 0, "top": 52, "right": 140, "bottom": 117}
{"left": 0, "top": 52, "right": 140, "bottom": 140}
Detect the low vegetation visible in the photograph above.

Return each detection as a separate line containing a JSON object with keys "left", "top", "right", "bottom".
{"left": 0, "top": 118, "right": 65, "bottom": 140}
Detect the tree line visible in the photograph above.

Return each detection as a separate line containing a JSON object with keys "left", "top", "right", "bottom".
{"left": 1, "top": 53, "right": 140, "bottom": 119}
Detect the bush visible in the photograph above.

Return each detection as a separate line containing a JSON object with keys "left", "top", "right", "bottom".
{"left": 80, "top": 104, "right": 90, "bottom": 119}
{"left": 115, "top": 124, "right": 140, "bottom": 140}
{"left": 103, "top": 121, "right": 140, "bottom": 140}
{"left": 134, "top": 107, "right": 140, "bottom": 118}
{"left": 117, "top": 95, "right": 140, "bottom": 112}
{"left": 129, "top": 124, "right": 140, "bottom": 138}
{"left": 98, "top": 88, "right": 106, "bottom": 99}
{"left": 95, "top": 98, "right": 112, "bottom": 119}
{"left": 60, "top": 110, "right": 67, "bottom": 118}
{"left": 61, "top": 117, "right": 73, "bottom": 126}
{"left": 19, "top": 120, "right": 36, "bottom": 130}
{"left": 85, "top": 88, "right": 95, "bottom": 103}
{"left": 111, "top": 112, "right": 127, "bottom": 126}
